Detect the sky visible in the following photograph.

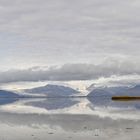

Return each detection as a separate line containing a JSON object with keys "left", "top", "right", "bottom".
{"left": 0, "top": 0, "right": 140, "bottom": 83}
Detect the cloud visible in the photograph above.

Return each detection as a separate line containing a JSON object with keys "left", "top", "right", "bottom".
{"left": 1, "top": 0, "right": 140, "bottom": 70}
{"left": 0, "top": 58, "right": 140, "bottom": 83}
{"left": 0, "top": 0, "right": 140, "bottom": 75}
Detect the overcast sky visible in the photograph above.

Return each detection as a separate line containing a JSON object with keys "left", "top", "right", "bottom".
{"left": 0, "top": 0, "right": 140, "bottom": 82}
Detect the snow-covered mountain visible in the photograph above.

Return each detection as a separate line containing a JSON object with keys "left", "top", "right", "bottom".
{"left": 0, "top": 90, "right": 20, "bottom": 98}
{"left": 24, "top": 84, "right": 80, "bottom": 97}
{"left": 88, "top": 85, "right": 140, "bottom": 97}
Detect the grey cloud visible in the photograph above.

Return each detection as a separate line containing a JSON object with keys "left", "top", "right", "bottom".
{"left": 0, "top": 0, "right": 140, "bottom": 50}
{"left": 0, "top": 59, "right": 140, "bottom": 83}
{"left": 0, "top": 0, "right": 140, "bottom": 70}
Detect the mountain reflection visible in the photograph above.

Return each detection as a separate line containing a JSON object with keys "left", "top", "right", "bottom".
{"left": 25, "top": 98, "right": 79, "bottom": 110}
{"left": 87, "top": 96, "right": 140, "bottom": 110}
{"left": 0, "top": 96, "right": 140, "bottom": 114}
{"left": 0, "top": 98, "right": 19, "bottom": 105}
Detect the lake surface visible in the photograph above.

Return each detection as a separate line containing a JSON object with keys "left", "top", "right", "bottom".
{"left": 0, "top": 97, "right": 140, "bottom": 140}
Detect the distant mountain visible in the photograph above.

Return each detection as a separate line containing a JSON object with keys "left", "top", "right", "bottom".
{"left": 88, "top": 85, "right": 140, "bottom": 97}
{"left": 0, "top": 90, "right": 20, "bottom": 98}
{"left": 24, "top": 84, "right": 80, "bottom": 97}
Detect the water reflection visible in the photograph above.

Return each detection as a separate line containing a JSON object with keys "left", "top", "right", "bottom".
{"left": 24, "top": 96, "right": 140, "bottom": 111}
{"left": 87, "top": 96, "right": 140, "bottom": 109}
{"left": 0, "top": 96, "right": 140, "bottom": 113}
{"left": 0, "top": 97, "right": 140, "bottom": 139}
{"left": 0, "top": 98, "right": 19, "bottom": 105}
{"left": 25, "top": 98, "right": 79, "bottom": 110}
{"left": 0, "top": 96, "right": 140, "bottom": 120}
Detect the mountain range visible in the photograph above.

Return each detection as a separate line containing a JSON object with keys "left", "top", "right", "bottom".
{"left": 1, "top": 84, "right": 140, "bottom": 98}
{"left": 88, "top": 85, "right": 140, "bottom": 97}
{"left": 24, "top": 84, "right": 80, "bottom": 97}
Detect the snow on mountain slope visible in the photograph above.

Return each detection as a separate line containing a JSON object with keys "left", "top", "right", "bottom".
{"left": 24, "top": 84, "right": 80, "bottom": 97}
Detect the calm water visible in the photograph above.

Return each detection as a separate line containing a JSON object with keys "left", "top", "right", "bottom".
{"left": 0, "top": 97, "right": 140, "bottom": 140}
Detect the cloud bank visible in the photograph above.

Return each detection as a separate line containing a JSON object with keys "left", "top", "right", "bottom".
{"left": 0, "top": 59, "right": 140, "bottom": 83}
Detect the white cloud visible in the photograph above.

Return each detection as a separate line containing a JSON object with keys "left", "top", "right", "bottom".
{"left": 0, "top": 58, "right": 140, "bottom": 83}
